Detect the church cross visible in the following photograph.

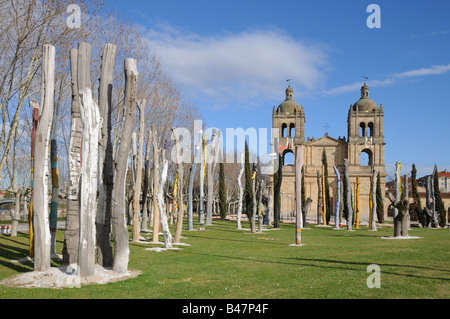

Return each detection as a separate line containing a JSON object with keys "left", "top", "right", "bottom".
{"left": 323, "top": 123, "right": 331, "bottom": 134}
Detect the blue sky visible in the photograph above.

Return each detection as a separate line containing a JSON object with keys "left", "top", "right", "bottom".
{"left": 101, "top": 0, "right": 450, "bottom": 178}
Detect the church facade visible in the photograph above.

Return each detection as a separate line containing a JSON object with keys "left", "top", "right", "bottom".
{"left": 270, "top": 84, "right": 387, "bottom": 223}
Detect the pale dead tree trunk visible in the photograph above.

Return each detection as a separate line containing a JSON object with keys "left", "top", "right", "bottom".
{"left": 371, "top": 170, "right": 378, "bottom": 231}
{"left": 404, "top": 174, "right": 410, "bottom": 231}
{"left": 387, "top": 192, "right": 409, "bottom": 237}
{"left": 206, "top": 129, "right": 220, "bottom": 225}
{"left": 151, "top": 129, "right": 160, "bottom": 242}
{"left": 187, "top": 129, "right": 202, "bottom": 230}
{"left": 77, "top": 42, "right": 100, "bottom": 277}
{"left": 156, "top": 144, "right": 173, "bottom": 248}
{"left": 295, "top": 145, "right": 304, "bottom": 245}
{"left": 96, "top": 43, "right": 116, "bottom": 267}
{"left": 50, "top": 101, "right": 60, "bottom": 258}
{"left": 394, "top": 162, "right": 401, "bottom": 219}
{"left": 33, "top": 44, "right": 55, "bottom": 271}
{"left": 344, "top": 159, "right": 353, "bottom": 231}
{"left": 333, "top": 166, "right": 341, "bottom": 230}
{"left": 237, "top": 152, "right": 244, "bottom": 229}
{"left": 141, "top": 130, "right": 151, "bottom": 232}
{"left": 63, "top": 48, "right": 84, "bottom": 266}
{"left": 78, "top": 87, "right": 100, "bottom": 277}
{"left": 316, "top": 170, "right": 322, "bottom": 225}
{"left": 132, "top": 100, "right": 146, "bottom": 242}
{"left": 112, "top": 58, "right": 138, "bottom": 273}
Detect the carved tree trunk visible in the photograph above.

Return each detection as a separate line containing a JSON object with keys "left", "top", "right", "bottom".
{"left": 251, "top": 168, "right": 257, "bottom": 233}
{"left": 206, "top": 130, "right": 218, "bottom": 226}
{"left": 96, "top": 43, "right": 116, "bottom": 267}
{"left": 151, "top": 129, "right": 160, "bottom": 242}
{"left": 63, "top": 48, "right": 82, "bottom": 266}
{"left": 387, "top": 192, "right": 409, "bottom": 237}
{"left": 257, "top": 180, "right": 264, "bottom": 233}
{"left": 237, "top": 152, "right": 244, "bottom": 229}
{"left": 132, "top": 100, "right": 146, "bottom": 242}
{"left": 333, "top": 166, "right": 341, "bottom": 230}
{"left": 111, "top": 58, "right": 138, "bottom": 273}
{"left": 33, "top": 44, "right": 55, "bottom": 271}
{"left": 187, "top": 130, "right": 202, "bottom": 230}
{"left": 199, "top": 133, "right": 206, "bottom": 224}
{"left": 273, "top": 154, "right": 282, "bottom": 229}
{"left": 371, "top": 170, "right": 378, "bottom": 231}
{"left": 344, "top": 159, "right": 353, "bottom": 231}
{"left": 173, "top": 129, "right": 185, "bottom": 243}
{"left": 295, "top": 145, "right": 303, "bottom": 244}
{"left": 355, "top": 177, "right": 360, "bottom": 228}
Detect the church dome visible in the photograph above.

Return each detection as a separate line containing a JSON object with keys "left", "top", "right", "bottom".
{"left": 277, "top": 86, "right": 301, "bottom": 113}
{"left": 352, "top": 83, "right": 378, "bottom": 112}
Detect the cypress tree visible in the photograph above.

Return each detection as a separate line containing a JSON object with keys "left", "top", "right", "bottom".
{"left": 411, "top": 164, "right": 425, "bottom": 226}
{"left": 244, "top": 141, "right": 253, "bottom": 220}
{"left": 376, "top": 172, "right": 385, "bottom": 223}
{"left": 321, "top": 149, "right": 331, "bottom": 224}
{"left": 433, "top": 166, "right": 446, "bottom": 227}
{"left": 218, "top": 162, "right": 227, "bottom": 220}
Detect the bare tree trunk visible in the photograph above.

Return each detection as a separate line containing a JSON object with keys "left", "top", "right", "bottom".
{"left": 355, "top": 177, "right": 360, "bottom": 228}
{"left": 333, "top": 166, "right": 341, "bottom": 230}
{"left": 173, "top": 129, "right": 184, "bottom": 244}
{"left": 206, "top": 130, "right": 218, "bottom": 226}
{"left": 295, "top": 145, "right": 303, "bottom": 245}
{"left": 257, "top": 180, "right": 265, "bottom": 233}
{"left": 237, "top": 152, "right": 244, "bottom": 229}
{"left": 156, "top": 148, "right": 173, "bottom": 248}
{"left": 132, "top": 100, "right": 146, "bottom": 242}
{"left": 371, "top": 170, "right": 378, "bottom": 231}
{"left": 387, "top": 192, "right": 409, "bottom": 237}
{"left": 33, "top": 44, "right": 55, "bottom": 271}
{"left": 187, "top": 130, "right": 202, "bottom": 230}
{"left": 151, "top": 130, "right": 160, "bottom": 242}
{"left": 50, "top": 101, "right": 60, "bottom": 258}
{"left": 112, "top": 58, "right": 138, "bottom": 273}
{"left": 29, "top": 101, "right": 39, "bottom": 257}
{"left": 344, "top": 159, "right": 353, "bottom": 231}
{"left": 141, "top": 130, "right": 151, "bottom": 232}
{"left": 316, "top": 170, "right": 322, "bottom": 225}
{"left": 251, "top": 168, "right": 257, "bottom": 233}
{"left": 96, "top": 43, "right": 116, "bottom": 267}
{"left": 77, "top": 42, "right": 100, "bottom": 277}
{"left": 62, "top": 48, "right": 82, "bottom": 266}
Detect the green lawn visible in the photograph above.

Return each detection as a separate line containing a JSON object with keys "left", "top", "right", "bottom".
{"left": 0, "top": 220, "right": 449, "bottom": 299}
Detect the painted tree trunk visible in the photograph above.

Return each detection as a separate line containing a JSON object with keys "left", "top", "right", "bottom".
{"left": 295, "top": 145, "right": 303, "bottom": 245}
{"left": 251, "top": 169, "right": 257, "bottom": 233}
{"left": 132, "top": 100, "right": 146, "bottom": 242}
{"left": 173, "top": 129, "right": 185, "bottom": 243}
{"left": 96, "top": 43, "right": 116, "bottom": 267}
{"left": 62, "top": 48, "right": 83, "bottom": 266}
{"left": 29, "top": 101, "right": 39, "bottom": 257}
{"left": 50, "top": 101, "right": 60, "bottom": 258}
{"left": 333, "top": 166, "right": 341, "bottom": 230}
{"left": 156, "top": 148, "right": 173, "bottom": 248}
{"left": 141, "top": 130, "right": 151, "bottom": 231}
{"left": 321, "top": 165, "right": 326, "bottom": 226}
{"left": 151, "top": 130, "right": 160, "bottom": 242}
{"left": 237, "top": 152, "right": 244, "bottom": 229}
{"left": 273, "top": 154, "right": 282, "bottom": 229}
{"left": 33, "top": 44, "right": 55, "bottom": 271}
{"left": 78, "top": 87, "right": 100, "bottom": 277}
{"left": 206, "top": 130, "right": 218, "bottom": 226}
{"left": 199, "top": 133, "right": 206, "bottom": 224}
{"left": 371, "top": 170, "right": 378, "bottom": 231}
{"left": 355, "top": 177, "right": 360, "bottom": 228}
{"left": 394, "top": 162, "right": 401, "bottom": 218}
{"left": 257, "top": 180, "right": 265, "bottom": 233}
{"left": 344, "top": 159, "right": 353, "bottom": 231}
{"left": 111, "top": 58, "right": 138, "bottom": 273}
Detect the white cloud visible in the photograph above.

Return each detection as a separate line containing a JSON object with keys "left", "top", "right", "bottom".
{"left": 325, "top": 64, "right": 450, "bottom": 96}
{"left": 143, "top": 25, "right": 329, "bottom": 107}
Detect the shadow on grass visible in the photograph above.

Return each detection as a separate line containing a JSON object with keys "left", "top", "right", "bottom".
{"left": 182, "top": 251, "right": 450, "bottom": 282}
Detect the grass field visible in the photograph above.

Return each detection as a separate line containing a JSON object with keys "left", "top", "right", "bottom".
{"left": 0, "top": 219, "right": 449, "bottom": 299}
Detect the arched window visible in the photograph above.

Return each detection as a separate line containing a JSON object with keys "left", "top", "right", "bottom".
{"left": 283, "top": 149, "right": 294, "bottom": 166}
{"left": 360, "top": 149, "right": 373, "bottom": 166}
{"left": 282, "top": 123, "right": 288, "bottom": 138}
{"left": 289, "top": 123, "right": 295, "bottom": 137}
{"left": 360, "top": 122, "right": 366, "bottom": 137}
{"left": 368, "top": 122, "right": 374, "bottom": 137}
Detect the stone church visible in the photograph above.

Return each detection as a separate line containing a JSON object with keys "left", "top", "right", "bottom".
{"left": 270, "top": 83, "right": 387, "bottom": 223}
